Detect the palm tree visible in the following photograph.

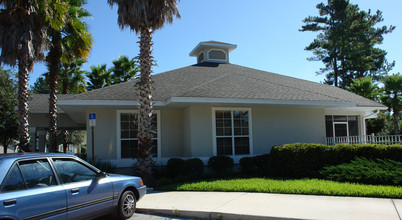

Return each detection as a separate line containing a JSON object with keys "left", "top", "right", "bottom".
{"left": 381, "top": 74, "right": 402, "bottom": 134}
{"left": 59, "top": 59, "right": 87, "bottom": 94}
{"left": 111, "top": 55, "right": 138, "bottom": 84}
{"left": 46, "top": 0, "right": 93, "bottom": 152}
{"left": 107, "top": 0, "right": 180, "bottom": 180}
{"left": 0, "top": 0, "right": 49, "bottom": 151}
{"left": 348, "top": 77, "right": 380, "bottom": 101}
{"left": 86, "top": 64, "right": 111, "bottom": 90}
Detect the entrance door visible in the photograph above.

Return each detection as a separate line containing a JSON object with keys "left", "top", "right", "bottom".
{"left": 334, "top": 123, "right": 348, "bottom": 137}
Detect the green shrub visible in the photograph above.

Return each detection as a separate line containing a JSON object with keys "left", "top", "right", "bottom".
{"left": 88, "top": 159, "right": 116, "bottom": 173}
{"left": 184, "top": 158, "right": 204, "bottom": 177}
{"left": 253, "top": 154, "right": 272, "bottom": 175}
{"left": 320, "top": 157, "right": 402, "bottom": 186}
{"left": 270, "top": 143, "right": 402, "bottom": 178}
{"left": 208, "top": 156, "right": 234, "bottom": 175}
{"left": 239, "top": 157, "right": 255, "bottom": 174}
{"left": 166, "top": 158, "right": 186, "bottom": 178}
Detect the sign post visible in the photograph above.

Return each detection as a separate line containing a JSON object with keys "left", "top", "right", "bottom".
{"left": 89, "top": 113, "right": 96, "bottom": 160}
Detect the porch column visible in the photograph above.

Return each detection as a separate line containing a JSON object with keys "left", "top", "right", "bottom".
{"left": 37, "top": 130, "right": 47, "bottom": 152}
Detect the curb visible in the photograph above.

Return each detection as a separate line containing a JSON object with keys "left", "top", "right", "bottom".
{"left": 137, "top": 208, "right": 302, "bottom": 220}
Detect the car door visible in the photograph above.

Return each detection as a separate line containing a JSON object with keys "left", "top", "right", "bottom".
{"left": 51, "top": 158, "right": 114, "bottom": 220}
{"left": 0, "top": 159, "right": 67, "bottom": 220}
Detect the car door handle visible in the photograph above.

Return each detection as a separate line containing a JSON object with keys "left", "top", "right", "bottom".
{"left": 4, "top": 199, "right": 17, "bottom": 206}
{"left": 71, "top": 188, "right": 80, "bottom": 194}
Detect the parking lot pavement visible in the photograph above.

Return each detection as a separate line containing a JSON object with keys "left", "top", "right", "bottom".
{"left": 95, "top": 213, "right": 197, "bottom": 220}
{"left": 130, "top": 213, "right": 198, "bottom": 220}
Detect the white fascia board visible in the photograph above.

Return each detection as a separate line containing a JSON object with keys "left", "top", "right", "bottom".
{"left": 58, "top": 100, "right": 166, "bottom": 107}
{"left": 30, "top": 110, "right": 65, "bottom": 114}
{"left": 189, "top": 42, "right": 237, "bottom": 56}
{"left": 167, "top": 97, "right": 357, "bottom": 107}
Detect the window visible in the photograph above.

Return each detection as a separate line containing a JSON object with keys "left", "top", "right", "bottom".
{"left": 325, "top": 115, "right": 359, "bottom": 137}
{"left": 208, "top": 49, "right": 226, "bottom": 60}
{"left": 18, "top": 159, "right": 56, "bottom": 189}
{"left": 214, "top": 109, "right": 252, "bottom": 156}
{"left": 118, "top": 111, "right": 159, "bottom": 159}
{"left": 1, "top": 165, "right": 25, "bottom": 192}
{"left": 197, "top": 52, "right": 204, "bottom": 63}
{"left": 53, "top": 158, "right": 97, "bottom": 183}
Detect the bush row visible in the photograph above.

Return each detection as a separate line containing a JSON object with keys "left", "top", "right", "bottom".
{"left": 164, "top": 156, "right": 235, "bottom": 179}
{"left": 269, "top": 143, "right": 402, "bottom": 178}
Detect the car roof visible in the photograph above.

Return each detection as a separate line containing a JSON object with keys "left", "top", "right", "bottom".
{"left": 0, "top": 153, "right": 74, "bottom": 161}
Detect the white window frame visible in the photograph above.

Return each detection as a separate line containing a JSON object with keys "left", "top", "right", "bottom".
{"left": 197, "top": 51, "right": 205, "bottom": 63}
{"left": 212, "top": 107, "right": 253, "bottom": 159}
{"left": 327, "top": 115, "right": 359, "bottom": 137}
{"left": 116, "top": 110, "right": 161, "bottom": 160}
{"left": 207, "top": 49, "right": 228, "bottom": 63}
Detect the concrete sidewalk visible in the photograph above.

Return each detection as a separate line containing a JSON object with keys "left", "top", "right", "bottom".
{"left": 136, "top": 191, "right": 402, "bottom": 220}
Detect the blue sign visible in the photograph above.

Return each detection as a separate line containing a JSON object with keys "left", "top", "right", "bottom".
{"left": 89, "top": 113, "right": 96, "bottom": 120}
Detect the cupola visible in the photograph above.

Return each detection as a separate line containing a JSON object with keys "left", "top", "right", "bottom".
{"left": 189, "top": 41, "right": 237, "bottom": 64}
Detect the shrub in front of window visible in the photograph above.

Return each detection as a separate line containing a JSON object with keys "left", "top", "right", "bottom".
{"left": 208, "top": 156, "right": 234, "bottom": 175}
{"left": 166, "top": 158, "right": 186, "bottom": 179}
{"left": 239, "top": 157, "right": 255, "bottom": 174}
{"left": 184, "top": 158, "right": 204, "bottom": 178}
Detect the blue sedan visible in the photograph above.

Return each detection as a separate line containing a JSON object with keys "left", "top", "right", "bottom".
{"left": 0, "top": 153, "right": 146, "bottom": 220}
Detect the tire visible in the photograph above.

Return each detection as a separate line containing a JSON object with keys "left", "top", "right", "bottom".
{"left": 117, "top": 190, "right": 136, "bottom": 219}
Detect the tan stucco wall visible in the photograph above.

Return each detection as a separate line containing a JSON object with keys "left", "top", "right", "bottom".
{"left": 160, "top": 109, "right": 184, "bottom": 157}
{"left": 186, "top": 106, "right": 214, "bottom": 157}
{"left": 182, "top": 106, "right": 214, "bottom": 157}
{"left": 252, "top": 107, "right": 326, "bottom": 154}
{"left": 86, "top": 108, "right": 117, "bottom": 160}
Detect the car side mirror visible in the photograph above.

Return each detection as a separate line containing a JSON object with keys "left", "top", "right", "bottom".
{"left": 96, "top": 171, "right": 107, "bottom": 180}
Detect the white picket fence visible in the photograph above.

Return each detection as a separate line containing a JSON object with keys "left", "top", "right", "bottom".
{"left": 326, "top": 134, "right": 402, "bottom": 145}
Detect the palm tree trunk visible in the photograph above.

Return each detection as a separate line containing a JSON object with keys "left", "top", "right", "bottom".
{"left": 62, "top": 130, "right": 69, "bottom": 153}
{"left": 17, "top": 60, "right": 31, "bottom": 152}
{"left": 48, "top": 32, "right": 62, "bottom": 152}
{"left": 136, "top": 27, "right": 155, "bottom": 180}
{"left": 393, "top": 108, "right": 400, "bottom": 135}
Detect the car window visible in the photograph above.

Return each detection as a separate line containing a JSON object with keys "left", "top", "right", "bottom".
{"left": 19, "top": 159, "right": 57, "bottom": 189}
{"left": 53, "top": 158, "right": 97, "bottom": 183}
{"left": 1, "top": 165, "right": 25, "bottom": 193}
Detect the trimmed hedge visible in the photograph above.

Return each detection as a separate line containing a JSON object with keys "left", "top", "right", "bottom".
{"left": 270, "top": 143, "right": 402, "bottom": 178}
{"left": 208, "top": 156, "right": 234, "bottom": 175}
{"left": 166, "top": 158, "right": 205, "bottom": 180}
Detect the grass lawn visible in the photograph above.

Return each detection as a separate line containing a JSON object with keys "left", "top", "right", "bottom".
{"left": 157, "top": 178, "right": 402, "bottom": 199}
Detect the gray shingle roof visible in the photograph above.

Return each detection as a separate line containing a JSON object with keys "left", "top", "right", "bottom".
{"left": 29, "top": 94, "right": 72, "bottom": 112}
{"left": 63, "top": 63, "right": 383, "bottom": 107}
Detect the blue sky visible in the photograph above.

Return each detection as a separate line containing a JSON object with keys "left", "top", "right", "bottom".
{"left": 27, "top": 0, "right": 402, "bottom": 87}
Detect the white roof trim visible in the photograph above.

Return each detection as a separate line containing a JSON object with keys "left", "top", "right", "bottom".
{"left": 58, "top": 97, "right": 384, "bottom": 110}
{"left": 59, "top": 100, "right": 164, "bottom": 107}
{"left": 189, "top": 42, "right": 237, "bottom": 56}
{"left": 167, "top": 97, "right": 357, "bottom": 107}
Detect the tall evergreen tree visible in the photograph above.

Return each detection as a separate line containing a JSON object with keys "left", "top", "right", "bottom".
{"left": 300, "top": 0, "right": 394, "bottom": 89}
{"left": 107, "top": 0, "right": 180, "bottom": 184}
{"left": 0, "top": 67, "right": 18, "bottom": 153}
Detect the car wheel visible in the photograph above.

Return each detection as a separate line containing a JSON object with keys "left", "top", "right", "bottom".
{"left": 117, "top": 190, "right": 136, "bottom": 219}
